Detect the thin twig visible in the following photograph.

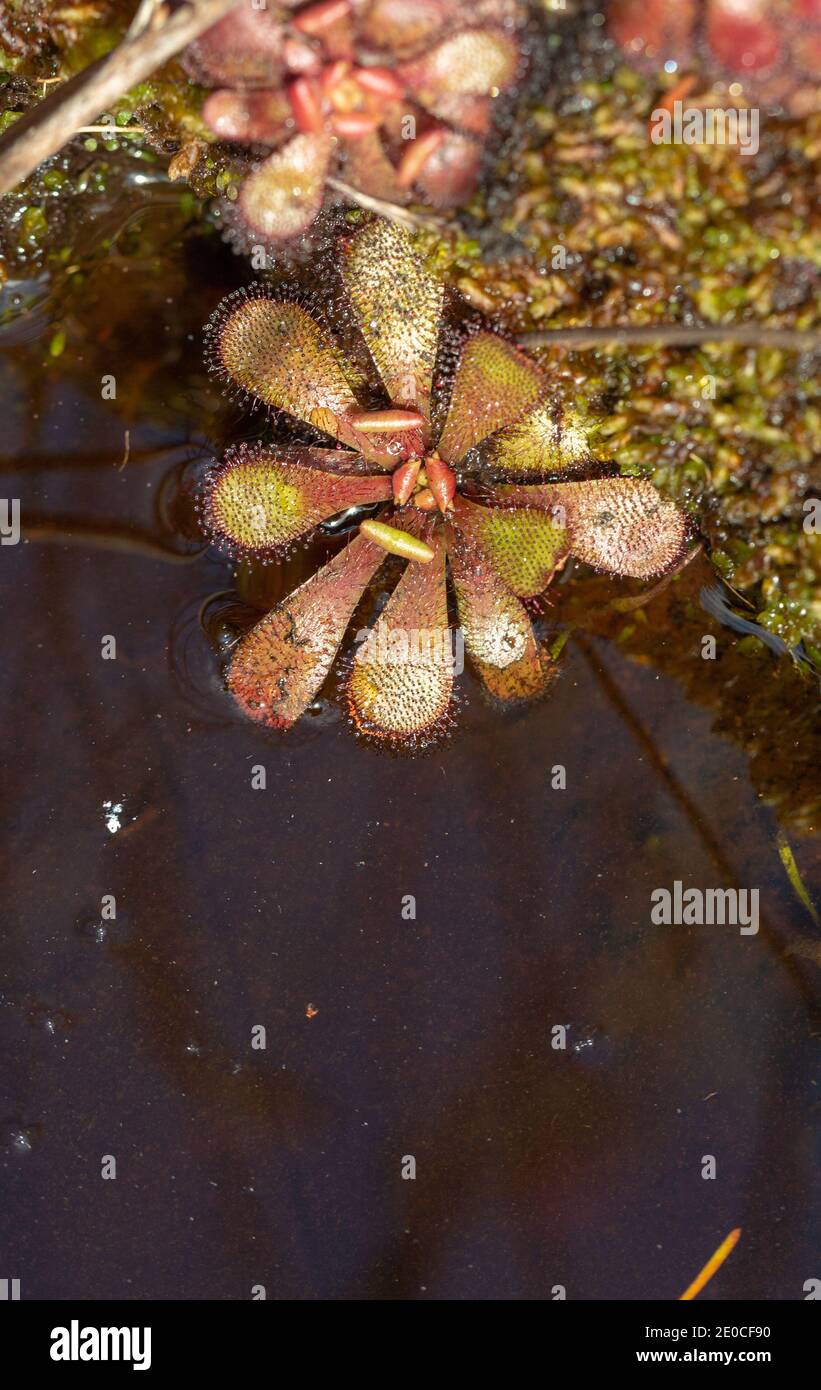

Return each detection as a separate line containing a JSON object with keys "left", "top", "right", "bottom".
{"left": 325, "top": 177, "right": 449, "bottom": 235}
{"left": 520, "top": 324, "right": 821, "bottom": 352}
{"left": 0, "top": 0, "right": 238, "bottom": 196}
{"left": 127, "top": 0, "right": 165, "bottom": 37}
{"left": 76, "top": 125, "right": 146, "bottom": 134}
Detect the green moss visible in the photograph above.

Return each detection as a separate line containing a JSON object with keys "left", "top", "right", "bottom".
{"left": 438, "top": 51, "right": 821, "bottom": 649}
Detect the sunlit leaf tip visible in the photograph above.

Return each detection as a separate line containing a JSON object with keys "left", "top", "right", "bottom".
{"left": 450, "top": 496, "right": 569, "bottom": 597}
{"left": 341, "top": 218, "right": 444, "bottom": 418}
{"left": 228, "top": 532, "right": 387, "bottom": 728}
{"left": 437, "top": 330, "right": 545, "bottom": 464}
{"left": 202, "top": 443, "right": 391, "bottom": 558}
{"left": 206, "top": 284, "right": 361, "bottom": 437}
{"left": 447, "top": 520, "right": 555, "bottom": 703}
{"left": 500, "top": 478, "right": 690, "bottom": 580}
{"left": 347, "top": 528, "right": 453, "bottom": 743}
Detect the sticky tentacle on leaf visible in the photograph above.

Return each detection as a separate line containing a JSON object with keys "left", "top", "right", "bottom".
{"left": 498, "top": 478, "right": 690, "bottom": 579}
{"left": 465, "top": 397, "right": 602, "bottom": 482}
{"left": 336, "top": 128, "right": 410, "bottom": 203}
{"left": 436, "top": 331, "right": 545, "bottom": 464}
{"left": 237, "top": 133, "right": 334, "bottom": 244}
{"left": 411, "top": 129, "right": 483, "bottom": 209}
{"left": 203, "top": 443, "right": 392, "bottom": 557}
{"left": 347, "top": 523, "right": 453, "bottom": 742}
{"left": 449, "top": 495, "right": 569, "bottom": 597}
{"left": 206, "top": 285, "right": 396, "bottom": 464}
{"left": 202, "top": 88, "right": 293, "bottom": 144}
{"left": 185, "top": 6, "right": 287, "bottom": 88}
{"left": 340, "top": 219, "right": 444, "bottom": 419}
{"left": 397, "top": 28, "right": 520, "bottom": 101}
{"left": 357, "top": 0, "right": 454, "bottom": 56}
{"left": 414, "top": 90, "right": 491, "bottom": 136}
{"left": 446, "top": 519, "right": 555, "bottom": 702}
{"left": 227, "top": 531, "right": 387, "bottom": 728}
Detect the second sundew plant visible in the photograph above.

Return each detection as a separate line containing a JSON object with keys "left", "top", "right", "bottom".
{"left": 185, "top": 0, "right": 526, "bottom": 243}
{"left": 202, "top": 218, "right": 690, "bottom": 746}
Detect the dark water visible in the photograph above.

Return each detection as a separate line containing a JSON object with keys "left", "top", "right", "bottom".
{"left": 1, "top": 223, "right": 818, "bottom": 1302}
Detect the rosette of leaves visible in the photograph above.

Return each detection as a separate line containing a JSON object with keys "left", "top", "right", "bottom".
{"left": 185, "top": 0, "right": 526, "bottom": 242}
{"left": 201, "top": 218, "right": 689, "bottom": 743}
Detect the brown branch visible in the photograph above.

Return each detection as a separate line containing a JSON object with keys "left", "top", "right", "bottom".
{"left": 325, "top": 177, "right": 449, "bottom": 235}
{"left": 520, "top": 324, "right": 821, "bottom": 352}
{"left": 0, "top": 0, "right": 239, "bottom": 196}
